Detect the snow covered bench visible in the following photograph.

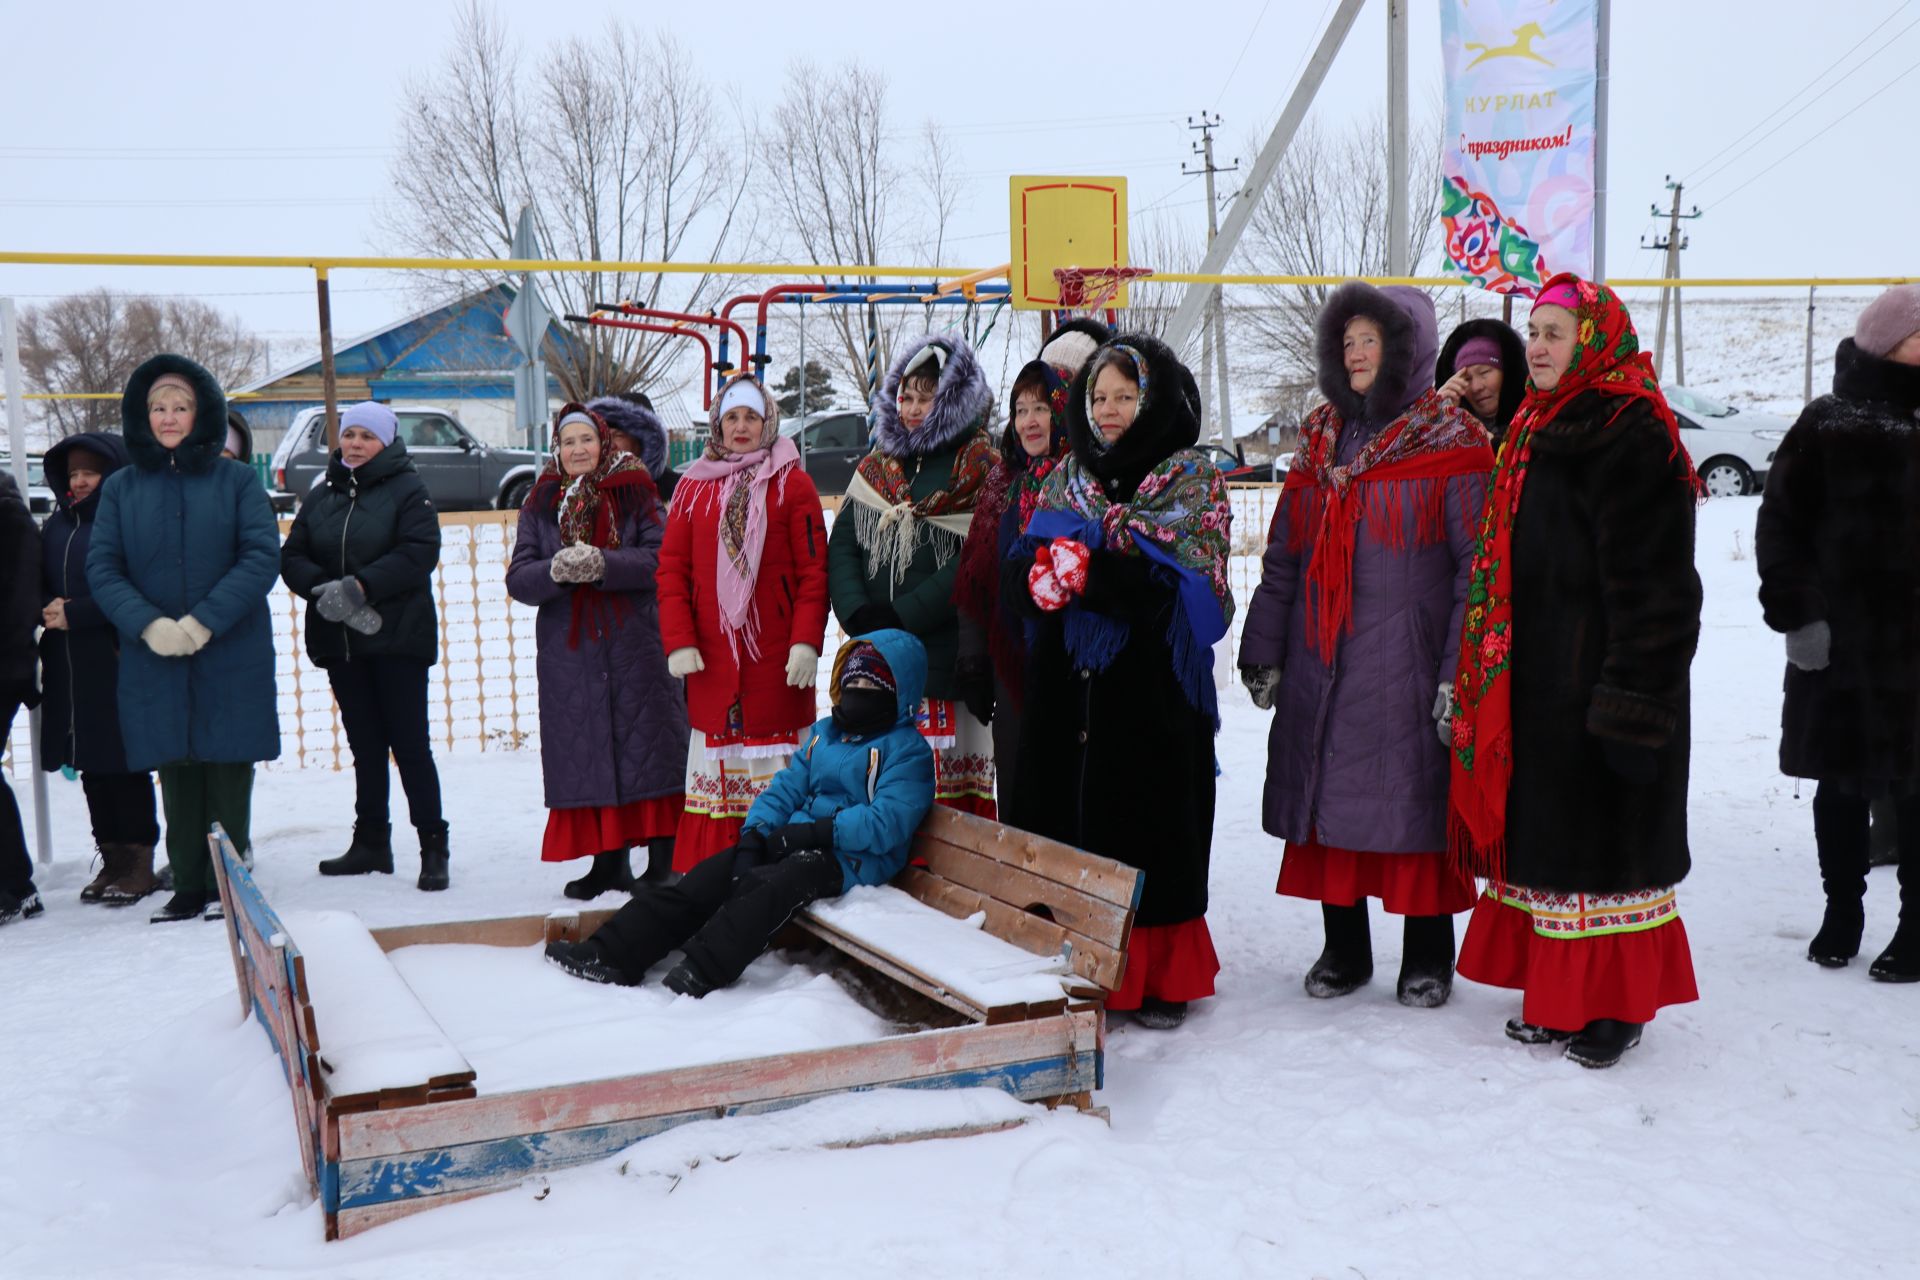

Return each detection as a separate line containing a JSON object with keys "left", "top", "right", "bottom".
{"left": 210, "top": 809, "right": 1139, "bottom": 1242}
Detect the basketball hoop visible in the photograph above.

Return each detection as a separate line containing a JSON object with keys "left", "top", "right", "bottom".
{"left": 1052, "top": 265, "right": 1153, "bottom": 312}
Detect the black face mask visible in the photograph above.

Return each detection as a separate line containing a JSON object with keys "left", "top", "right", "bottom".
{"left": 832, "top": 687, "right": 897, "bottom": 737}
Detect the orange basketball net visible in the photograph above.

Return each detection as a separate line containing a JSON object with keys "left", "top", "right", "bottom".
{"left": 1052, "top": 265, "right": 1153, "bottom": 312}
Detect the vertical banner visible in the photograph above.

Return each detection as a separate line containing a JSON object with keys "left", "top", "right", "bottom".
{"left": 1439, "top": 0, "right": 1598, "bottom": 295}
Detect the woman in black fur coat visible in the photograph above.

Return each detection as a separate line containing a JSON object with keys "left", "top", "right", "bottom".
{"left": 1756, "top": 284, "right": 1920, "bottom": 983}
{"left": 1448, "top": 276, "right": 1704, "bottom": 1069}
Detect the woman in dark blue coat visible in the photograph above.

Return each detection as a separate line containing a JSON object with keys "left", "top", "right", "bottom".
{"left": 39, "top": 431, "right": 162, "bottom": 905}
{"left": 89, "top": 354, "right": 281, "bottom": 923}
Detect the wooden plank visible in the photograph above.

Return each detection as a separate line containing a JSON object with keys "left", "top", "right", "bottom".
{"left": 917, "top": 806, "right": 1142, "bottom": 911}
{"left": 335, "top": 1185, "right": 500, "bottom": 1241}
{"left": 335, "top": 1051, "right": 1095, "bottom": 1210}
{"left": 793, "top": 915, "right": 999, "bottom": 1023}
{"left": 897, "top": 869, "right": 1128, "bottom": 993}
{"left": 912, "top": 835, "right": 1134, "bottom": 948}
{"left": 210, "top": 836, "right": 251, "bottom": 1020}
{"left": 368, "top": 907, "right": 622, "bottom": 953}
{"left": 338, "top": 1010, "right": 1098, "bottom": 1161}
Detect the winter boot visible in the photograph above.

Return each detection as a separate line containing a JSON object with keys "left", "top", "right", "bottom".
{"left": 79, "top": 845, "right": 126, "bottom": 904}
{"left": 1132, "top": 998, "right": 1190, "bottom": 1030}
{"left": 1868, "top": 853, "right": 1919, "bottom": 982}
{"left": 662, "top": 960, "right": 716, "bottom": 999}
{"left": 99, "top": 844, "right": 159, "bottom": 907}
{"left": 1397, "top": 914, "right": 1457, "bottom": 1008}
{"left": 1869, "top": 795, "right": 1899, "bottom": 868}
{"left": 417, "top": 825, "right": 451, "bottom": 892}
{"left": 544, "top": 939, "right": 635, "bottom": 986}
{"left": 639, "top": 836, "right": 679, "bottom": 886}
{"left": 1504, "top": 1018, "right": 1575, "bottom": 1045}
{"left": 1809, "top": 789, "right": 1870, "bottom": 966}
{"left": 149, "top": 891, "right": 208, "bottom": 924}
{"left": 203, "top": 890, "right": 226, "bottom": 922}
{"left": 1565, "top": 1019, "right": 1644, "bottom": 1069}
{"left": 0, "top": 886, "right": 45, "bottom": 925}
{"left": 1305, "top": 902, "right": 1374, "bottom": 999}
{"left": 318, "top": 824, "right": 394, "bottom": 877}
{"left": 563, "top": 850, "right": 634, "bottom": 901}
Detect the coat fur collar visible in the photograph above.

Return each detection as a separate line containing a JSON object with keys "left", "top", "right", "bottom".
{"left": 1832, "top": 339, "right": 1920, "bottom": 418}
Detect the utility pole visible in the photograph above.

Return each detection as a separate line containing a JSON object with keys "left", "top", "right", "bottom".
{"left": 1386, "top": 0, "right": 1410, "bottom": 277}
{"left": 1186, "top": 112, "right": 1240, "bottom": 446}
{"left": 1641, "top": 177, "right": 1702, "bottom": 382}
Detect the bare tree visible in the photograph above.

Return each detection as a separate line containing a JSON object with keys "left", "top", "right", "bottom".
{"left": 378, "top": 2, "right": 751, "bottom": 401}
{"left": 759, "top": 60, "right": 910, "bottom": 401}
{"left": 1237, "top": 109, "right": 1446, "bottom": 406}
{"left": 19, "top": 290, "right": 265, "bottom": 437}
{"left": 914, "top": 121, "right": 962, "bottom": 268}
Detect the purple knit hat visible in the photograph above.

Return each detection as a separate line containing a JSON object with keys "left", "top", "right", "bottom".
{"left": 1455, "top": 335, "right": 1505, "bottom": 370}
{"left": 1855, "top": 284, "right": 1920, "bottom": 358}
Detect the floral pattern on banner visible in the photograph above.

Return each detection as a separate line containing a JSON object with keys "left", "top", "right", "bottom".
{"left": 1485, "top": 882, "right": 1681, "bottom": 939}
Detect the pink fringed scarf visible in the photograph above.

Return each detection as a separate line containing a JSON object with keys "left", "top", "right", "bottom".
{"left": 678, "top": 434, "right": 801, "bottom": 663}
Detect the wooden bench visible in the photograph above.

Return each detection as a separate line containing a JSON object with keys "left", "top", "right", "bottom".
{"left": 210, "top": 808, "right": 1141, "bottom": 1241}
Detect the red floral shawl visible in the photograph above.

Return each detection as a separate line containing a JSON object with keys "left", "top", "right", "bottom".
{"left": 1279, "top": 389, "right": 1493, "bottom": 660}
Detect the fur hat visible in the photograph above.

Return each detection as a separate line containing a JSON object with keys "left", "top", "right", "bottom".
{"left": 1856, "top": 284, "right": 1920, "bottom": 359}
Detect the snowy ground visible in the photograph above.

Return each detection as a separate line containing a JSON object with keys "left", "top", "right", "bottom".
{"left": 5, "top": 495, "right": 1919, "bottom": 1278}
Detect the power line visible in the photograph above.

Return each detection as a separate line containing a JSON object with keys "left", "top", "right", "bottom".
{"left": 1685, "top": 4, "right": 1919, "bottom": 190}
{"left": 1703, "top": 56, "right": 1920, "bottom": 211}
{"left": 1213, "top": 0, "right": 1274, "bottom": 108}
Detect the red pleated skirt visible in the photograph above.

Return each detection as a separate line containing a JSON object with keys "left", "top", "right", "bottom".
{"left": 1456, "top": 889, "right": 1700, "bottom": 1031}
{"left": 1106, "top": 917, "right": 1220, "bottom": 1012}
{"left": 541, "top": 796, "right": 683, "bottom": 863}
{"left": 1277, "top": 839, "right": 1477, "bottom": 916}
{"left": 672, "top": 811, "right": 744, "bottom": 873}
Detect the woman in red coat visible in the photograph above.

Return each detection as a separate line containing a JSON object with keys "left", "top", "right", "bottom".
{"left": 659, "top": 376, "right": 830, "bottom": 870}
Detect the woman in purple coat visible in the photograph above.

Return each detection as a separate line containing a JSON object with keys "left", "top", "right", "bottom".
{"left": 508, "top": 404, "right": 688, "bottom": 899}
{"left": 1241, "top": 283, "right": 1493, "bottom": 1008}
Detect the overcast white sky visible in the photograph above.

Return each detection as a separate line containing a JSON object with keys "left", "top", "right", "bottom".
{"left": 3, "top": 0, "right": 1915, "bottom": 376}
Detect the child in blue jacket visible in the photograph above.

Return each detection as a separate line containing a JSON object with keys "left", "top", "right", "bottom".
{"left": 546, "top": 629, "right": 935, "bottom": 996}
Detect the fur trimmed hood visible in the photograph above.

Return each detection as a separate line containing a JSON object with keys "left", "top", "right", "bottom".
{"left": 1315, "top": 282, "right": 1438, "bottom": 426}
{"left": 586, "top": 394, "right": 670, "bottom": 477}
{"left": 869, "top": 333, "right": 994, "bottom": 458}
{"left": 1436, "top": 317, "right": 1527, "bottom": 432}
{"left": 120, "top": 353, "right": 230, "bottom": 474}
{"left": 1066, "top": 332, "right": 1203, "bottom": 496}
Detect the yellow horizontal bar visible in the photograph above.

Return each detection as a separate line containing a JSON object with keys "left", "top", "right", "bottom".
{"left": 2, "top": 392, "right": 263, "bottom": 400}
{"left": 0, "top": 250, "right": 980, "bottom": 278}
{"left": 0, "top": 250, "right": 1909, "bottom": 290}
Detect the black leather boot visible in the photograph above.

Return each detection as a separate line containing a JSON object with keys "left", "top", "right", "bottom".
{"left": 1809, "top": 786, "right": 1869, "bottom": 966}
{"left": 639, "top": 835, "right": 679, "bottom": 886}
{"left": 1397, "top": 914, "right": 1457, "bottom": 1008}
{"left": 1305, "top": 902, "right": 1374, "bottom": 999}
{"left": 1869, "top": 844, "right": 1918, "bottom": 982}
{"left": 417, "top": 824, "right": 450, "bottom": 892}
{"left": 319, "top": 824, "right": 393, "bottom": 876}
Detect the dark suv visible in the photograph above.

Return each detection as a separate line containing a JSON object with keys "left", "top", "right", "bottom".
{"left": 273, "top": 406, "right": 542, "bottom": 512}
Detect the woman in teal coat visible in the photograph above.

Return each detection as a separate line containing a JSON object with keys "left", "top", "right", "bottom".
{"left": 89, "top": 354, "right": 281, "bottom": 923}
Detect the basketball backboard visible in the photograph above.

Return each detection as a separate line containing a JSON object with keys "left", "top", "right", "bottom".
{"left": 1009, "top": 176, "right": 1129, "bottom": 312}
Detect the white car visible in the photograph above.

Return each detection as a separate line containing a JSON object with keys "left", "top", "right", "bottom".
{"left": 1, "top": 454, "right": 56, "bottom": 519}
{"left": 1664, "top": 385, "right": 1789, "bottom": 499}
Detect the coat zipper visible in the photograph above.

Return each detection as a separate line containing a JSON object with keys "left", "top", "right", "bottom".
{"left": 340, "top": 478, "right": 359, "bottom": 660}
{"left": 60, "top": 520, "right": 77, "bottom": 761}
